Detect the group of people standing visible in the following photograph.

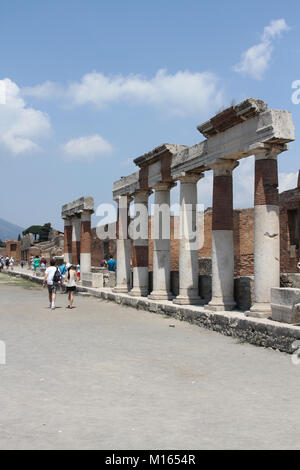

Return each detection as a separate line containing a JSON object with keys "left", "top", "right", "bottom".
{"left": 0, "top": 256, "right": 14, "bottom": 271}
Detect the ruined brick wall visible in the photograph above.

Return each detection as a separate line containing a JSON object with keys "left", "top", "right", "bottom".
{"left": 279, "top": 183, "right": 300, "bottom": 273}
{"left": 5, "top": 240, "right": 21, "bottom": 262}
{"left": 91, "top": 227, "right": 116, "bottom": 267}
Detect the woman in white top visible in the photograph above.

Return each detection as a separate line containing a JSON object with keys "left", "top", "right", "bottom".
{"left": 64, "top": 263, "right": 77, "bottom": 309}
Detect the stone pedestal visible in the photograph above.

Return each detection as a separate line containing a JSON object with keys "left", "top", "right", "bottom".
{"left": 130, "top": 190, "right": 151, "bottom": 297}
{"left": 174, "top": 174, "right": 204, "bottom": 305}
{"left": 149, "top": 184, "right": 174, "bottom": 300}
{"left": 114, "top": 195, "right": 131, "bottom": 293}
{"left": 208, "top": 160, "right": 238, "bottom": 311}
{"left": 249, "top": 150, "right": 280, "bottom": 318}
{"left": 80, "top": 210, "right": 92, "bottom": 274}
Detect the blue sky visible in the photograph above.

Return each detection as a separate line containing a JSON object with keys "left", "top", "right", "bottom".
{"left": 1, "top": 0, "right": 299, "bottom": 231}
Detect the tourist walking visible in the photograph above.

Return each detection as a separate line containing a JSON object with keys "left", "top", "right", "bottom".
{"left": 43, "top": 259, "right": 61, "bottom": 310}
{"left": 9, "top": 257, "right": 14, "bottom": 271}
{"left": 33, "top": 255, "right": 40, "bottom": 274}
{"left": 5, "top": 256, "right": 9, "bottom": 270}
{"left": 64, "top": 263, "right": 77, "bottom": 309}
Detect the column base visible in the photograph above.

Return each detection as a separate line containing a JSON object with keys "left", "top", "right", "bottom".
{"left": 130, "top": 287, "right": 148, "bottom": 297}
{"left": 245, "top": 303, "right": 272, "bottom": 319}
{"left": 173, "top": 295, "right": 204, "bottom": 305}
{"left": 207, "top": 299, "right": 236, "bottom": 311}
{"left": 113, "top": 285, "right": 130, "bottom": 293}
{"left": 148, "top": 290, "right": 174, "bottom": 301}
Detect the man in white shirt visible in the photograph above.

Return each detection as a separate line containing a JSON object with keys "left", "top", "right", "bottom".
{"left": 43, "top": 259, "right": 59, "bottom": 310}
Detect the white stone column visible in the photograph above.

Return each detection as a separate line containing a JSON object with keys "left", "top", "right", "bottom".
{"left": 72, "top": 215, "right": 81, "bottom": 266}
{"left": 249, "top": 148, "right": 280, "bottom": 318}
{"left": 130, "top": 190, "right": 151, "bottom": 297}
{"left": 173, "top": 173, "right": 204, "bottom": 305}
{"left": 113, "top": 195, "right": 131, "bottom": 293}
{"left": 63, "top": 217, "right": 72, "bottom": 264}
{"left": 148, "top": 183, "right": 174, "bottom": 300}
{"left": 80, "top": 210, "right": 92, "bottom": 273}
{"left": 208, "top": 159, "right": 238, "bottom": 311}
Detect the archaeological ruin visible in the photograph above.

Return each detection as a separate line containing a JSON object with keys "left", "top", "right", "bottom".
{"left": 61, "top": 98, "right": 300, "bottom": 322}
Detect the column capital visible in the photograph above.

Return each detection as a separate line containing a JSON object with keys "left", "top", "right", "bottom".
{"left": 253, "top": 143, "right": 288, "bottom": 160}
{"left": 210, "top": 159, "right": 239, "bottom": 176}
{"left": 113, "top": 194, "right": 133, "bottom": 204}
{"left": 152, "top": 182, "right": 176, "bottom": 191}
{"left": 178, "top": 172, "right": 204, "bottom": 184}
{"left": 133, "top": 189, "right": 153, "bottom": 200}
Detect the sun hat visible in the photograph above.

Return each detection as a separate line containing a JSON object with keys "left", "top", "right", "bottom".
{"left": 66, "top": 262, "right": 72, "bottom": 269}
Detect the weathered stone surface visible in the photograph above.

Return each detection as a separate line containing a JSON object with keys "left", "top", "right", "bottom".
{"left": 113, "top": 171, "right": 140, "bottom": 199}
{"left": 62, "top": 197, "right": 94, "bottom": 218}
{"left": 271, "top": 287, "right": 300, "bottom": 323}
{"left": 81, "top": 272, "right": 104, "bottom": 288}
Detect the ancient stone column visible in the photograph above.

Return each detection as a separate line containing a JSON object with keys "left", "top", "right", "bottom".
{"left": 173, "top": 173, "right": 204, "bottom": 305}
{"left": 148, "top": 183, "right": 174, "bottom": 300}
{"left": 80, "top": 210, "right": 92, "bottom": 273}
{"left": 130, "top": 190, "right": 151, "bottom": 297}
{"left": 71, "top": 215, "right": 81, "bottom": 266}
{"left": 249, "top": 148, "right": 280, "bottom": 318}
{"left": 208, "top": 159, "right": 238, "bottom": 311}
{"left": 63, "top": 217, "right": 72, "bottom": 264}
{"left": 113, "top": 195, "right": 131, "bottom": 293}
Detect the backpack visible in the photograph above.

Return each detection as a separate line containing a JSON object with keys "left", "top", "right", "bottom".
{"left": 53, "top": 268, "right": 62, "bottom": 283}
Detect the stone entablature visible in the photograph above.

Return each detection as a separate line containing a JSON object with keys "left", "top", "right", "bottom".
{"left": 171, "top": 98, "right": 294, "bottom": 179}
{"left": 61, "top": 196, "right": 94, "bottom": 219}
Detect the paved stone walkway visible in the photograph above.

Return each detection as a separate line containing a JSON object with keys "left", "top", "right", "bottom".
{"left": 1, "top": 273, "right": 300, "bottom": 450}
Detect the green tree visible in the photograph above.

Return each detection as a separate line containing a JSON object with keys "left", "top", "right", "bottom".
{"left": 23, "top": 223, "right": 52, "bottom": 242}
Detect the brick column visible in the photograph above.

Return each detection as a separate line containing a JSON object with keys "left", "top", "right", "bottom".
{"left": 148, "top": 183, "right": 174, "bottom": 300}
{"left": 113, "top": 195, "right": 131, "bottom": 293}
{"left": 72, "top": 215, "right": 81, "bottom": 266}
{"left": 63, "top": 217, "right": 72, "bottom": 264}
{"left": 249, "top": 148, "right": 280, "bottom": 318}
{"left": 130, "top": 190, "right": 151, "bottom": 297}
{"left": 208, "top": 159, "right": 238, "bottom": 311}
{"left": 80, "top": 210, "right": 92, "bottom": 273}
{"left": 173, "top": 173, "right": 204, "bottom": 305}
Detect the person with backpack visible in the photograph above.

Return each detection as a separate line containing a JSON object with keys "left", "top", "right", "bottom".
{"left": 43, "top": 259, "right": 61, "bottom": 310}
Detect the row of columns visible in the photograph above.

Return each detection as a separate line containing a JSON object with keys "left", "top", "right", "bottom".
{"left": 63, "top": 210, "right": 92, "bottom": 273}
{"left": 114, "top": 150, "right": 280, "bottom": 316}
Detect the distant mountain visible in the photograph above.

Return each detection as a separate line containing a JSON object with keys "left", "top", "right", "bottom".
{"left": 0, "top": 218, "right": 24, "bottom": 242}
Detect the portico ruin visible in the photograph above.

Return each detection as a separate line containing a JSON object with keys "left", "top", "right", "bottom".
{"left": 112, "top": 98, "right": 295, "bottom": 318}
{"left": 61, "top": 197, "right": 94, "bottom": 274}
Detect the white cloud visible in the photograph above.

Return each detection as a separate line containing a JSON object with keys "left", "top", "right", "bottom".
{"left": 234, "top": 19, "right": 290, "bottom": 80}
{"left": 22, "top": 69, "right": 224, "bottom": 117}
{"left": 279, "top": 171, "right": 298, "bottom": 192}
{"left": 22, "top": 80, "right": 63, "bottom": 100}
{"left": 62, "top": 134, "right": 113, "bottom": 161}
{"left": 0, "top": 78, "right": 51, "bottom": 155}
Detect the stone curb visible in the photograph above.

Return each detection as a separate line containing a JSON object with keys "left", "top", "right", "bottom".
{"left": 3, "top": 269, "right": 300, "bottom": 354}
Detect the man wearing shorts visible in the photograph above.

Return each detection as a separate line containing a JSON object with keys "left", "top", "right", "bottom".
{"left": 43, "top": 259, "right": 59, "bottom": 310}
